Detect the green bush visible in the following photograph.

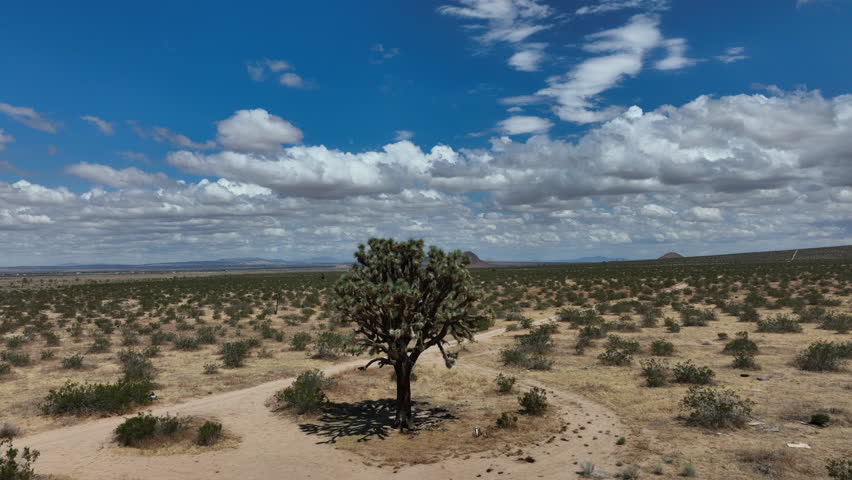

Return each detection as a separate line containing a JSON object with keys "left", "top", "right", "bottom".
{"left": 827, "top": 458, "right": 852, "bottom": 480}
{"left": 0, "top": 363, "right": 10, "bottom": 376}
{"left": 723, "top": 331, "right": 758, "bottom": 356}
{"left": 673, "top": 360, "right": 715, "bottom": 384}
{"left": 195, "top": 326, "right": 219, "bottom": 345}
{"left": 640, "top": 358, "right": 669, "bottom": 387}
{"left": 651, "top": 339, "right": 674, "bottom": 356}
{"left": 61, "top": 353, "right": 85, "bottom": 370}
{"left": 732, "top": 351, "right": 757, "bottom": 369}
{"left": 40, "top": 379, "right": 153, "bottom": 415}
{"left": 756, "top": 314, "right": 802, "bottom": 333}
{"left": 680, "top": 386, "right": 753, "bottom": 428}
{"left": 0, "top": 352, "right": 30, "bottom": 367}
{"left": 274, "top": 370, "right": 331, "bottom": 414}
{"left": 598, "top": 347, "right": 632, "bottom": 366}
{"left": 606, "top": 335, "right": 640, "bottom": 354}
{"left": 518, "top": 386, "right": 548, "bottom": 415}
{"left": 795, "top": 341, "right": 845, "bottom": 371}
{"left": 290, "top": 332, "right": 311, "bottom": 351}
{"left": 495, "top": 373, "right": 516, "bottom": 393}
{"left": 174, "top": 336, "right": 200, "bottom": 351}
{"left": 821, "top": 313, "right": 852, "bottom": 334}
{"left": 113, "top": 413, "right": 187, "bottom": 447}
{"left": 117, "top": 349, "right": 155, "bottom": 383}
{"left": 312, "top": 332, "right": 354, "bottom": 359}
{"left": 495, "top": 411, "right": 518, "bottom": 429}
{"left": 196, "top": 421, "right": 223, "bottom": 446}
{"left": 811, "top": 412, "right": 831, "bottom": 427}
{"left": 88, "top": 336, "right": 111, "bottom": 353}
{"left": 0, "top": 438, "right": 39, "bottom": 480}
{"left": 219, "top": 340, "right": 258, "bottom": 368}
{"left": 664, "top": 317, "right": 681, "bottom": 333}
{"left": 203, "top": 363, "right": 219, "bottom": 375}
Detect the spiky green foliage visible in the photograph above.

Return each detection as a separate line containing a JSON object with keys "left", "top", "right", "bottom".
{"left": 333, "top": 238, "right": 483, "bottom": 431}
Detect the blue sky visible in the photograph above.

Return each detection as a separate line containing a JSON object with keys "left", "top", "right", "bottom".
{"left": 1, "top": 0, "right": 852, "bottom": 265}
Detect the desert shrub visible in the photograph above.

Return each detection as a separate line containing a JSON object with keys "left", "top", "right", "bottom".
{"left": 756, "top": 314, "right": 802, "bottom": 333}
{"left": 0, "top": 423, "right": 21, "bottom": 439}
{"left": 174, "top": 336, "right": 200, "bottom": 351}
{"left": 664, "top": 317, "right": 681, "bottom": 333}
{"left": 290, "top": 332, "right": 311, "bottom": 351}
{"left": 203, "top": 363, "right": 219, "bottom": 375}
{"left": 150, "top": 331, "right": 175, "bottom": 346}
{"left": 501, "top": 325, "right": 555, "bottom": 369}
{"left": 117, "top": 349, "right": 155, "bottom": 383}
{"left": 500, "top": 347, "right": 527, "bottom": 366}
{"left": 88, "top": 336, "right": 111, "bottom": 353}
{"left": 518, "top": 386, "right": 548, "bottom": 415}
{"left": 607, "top": 335, "right": 640, "bottom": 354}
{"left": 795, "top": 341, "right": 845, "bottom": 371}
{"left": 651, "top": 339, "right": 674, "bottom": 356}
{"left": 312, "top": 332, "right": 354, "bottom": 359}
{"left": 121, "top": 330, "right": 139, "bottom": 346}
{"left": 797, "top": 306, "right": 826, "bottom": 323}
{"left": 40, "top": 350, "right": 55, "bottom": 361}
{"left": 114, "top": 413, "right": 187, "bottom": 447}
{"left": 673, "top": 360, "right": 715, "bottom": 385}
{"left": 42, "top": 332, "right": 60, "bottom": 347}
{"left": 195, "top": 326, "right": 219, "bottom": 345}
{"left": 40, "top": 379, "right": 153, "bottom": 415}
{"left": 495, "top": 373, "right": 516, "bottom": 393}
{"left": 519, "top": 317, "right": 534, "bottom": 329}
{"left": 0, "top": 352, "right": 30, "bottom": 367}
{"left": 61, "top": 353, "right": 85, "bottom": 370}
{"left": 526, "top": 355, "right": 554, "bottom": 370}
{"left": 732, "top": 351, "right": 757, "bottom": 369}
{"left": 640, "top": 358, "right": 669, "bottom": 387}
{"left": 4, "top": 336, "right": 26, "bottom": 349}
{"left": 811, "top": 412, "right": 831, "bottom": 427}
{"left": 0, "top": 363, "right": 9, "bottom": 375}
{"left": 0, "top": 438, "right": 39, "bottom": 480}
{"left": 738, "top": 305, "right": 759, "bottom": 322}
{"left": 142, "top": 346, "right": 160, "bottom": 358}
{"left": 495, "top": 411, "right": 518, "bottom": 429}
{"left": 219, "top": 340, "right": 255, "bottom": 368}
{"left": 681, "top": 386, "right": 753, "bottom": 428}
{"left": 196, "top": 421, "right": 223, "bottom": 446}
{"left": 723, "top": 331, "right": 758, "bottom": 356}
{"left": 827, "top": 458, "right": 852, "bottom": 480}
{"left": 717, "top": 332, "right": 729, "bottom": 340}
{"left": 579, "top": 325, "right": 606, "bottom": 339}
{"left": 598, "top": 347, "right": 632, "bottom": 366}
{"left": 681, "top": 463, "right": 697, "bottom": 477}
{"left": 274, "top": 370, "right": 331, "bottom": 414}
{"left": 620, "top": 465, "right": 639, "bottom": 479}
{"left": 821, "top": 313, "right": 852, "bottom": 334}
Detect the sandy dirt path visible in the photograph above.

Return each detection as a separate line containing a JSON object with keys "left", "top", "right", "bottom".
{"left": 19, "top": 321, "right": 626, "bottom": 479}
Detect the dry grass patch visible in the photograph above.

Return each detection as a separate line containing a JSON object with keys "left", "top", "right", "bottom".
{"left": 286, "top": 364, "right": 561, "bottom": 466}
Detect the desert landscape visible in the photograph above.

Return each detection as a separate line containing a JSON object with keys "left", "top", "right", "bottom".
{"left": 3, "top": 1, "right": 852, "bottom": 479}
{"left": 1, "top": 245, "right": 850, "bottom": 479}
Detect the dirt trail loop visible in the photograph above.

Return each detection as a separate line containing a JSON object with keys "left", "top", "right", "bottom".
{"left": 20, "top": 320, "right": 626, "bottom": 479}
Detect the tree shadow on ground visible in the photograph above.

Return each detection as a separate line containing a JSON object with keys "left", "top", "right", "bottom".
{"left": 299, "top": 399, "right": 457, "bottom": 444}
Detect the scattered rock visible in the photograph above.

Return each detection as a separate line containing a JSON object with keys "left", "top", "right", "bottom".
{"left": 786, "top": 442, "right": 811, "bottom": 449}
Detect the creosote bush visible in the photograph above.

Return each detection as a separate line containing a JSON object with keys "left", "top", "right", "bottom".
{"left": 196, "top": 421, "right": 223, "bottom": 446}
{"left": 0, "top": 438, "right": 39, "bottom": 480}
{"left": 827, "top": 458, "right": 852, "bottom": 480}
{"left": 795, "top": 341, "right": 845, "bottom": 371}
{"left": 41, "top": 379, "right": 153, "bottom": 415}
{"left": 495, "top": 373, "right": 516, "bottom": 393}
{"left": 495, "top": 411, "right": 518, "bottom": 429}
{"left": 290, "top": 332, "right": 311, "bottom": 351}
{"left": 756, "top": 314, "right": 802, "bottom": 333}
{"left": 651, "top": 339, "right": 674, "bottom": 356}
{"left": 723, "top": 331, "right": 758, "bottom": 356}
{"left": 673, "top": 360, "right": 715, "bottom": 385}
{"left": 61, "top": 353, "right": 85, "bottom": 370}
{"left": 640, "top": 358, "right": 670, "bottom": 387}
{"left": 518, "top": 386, "right": 548, "bottom": 415}
{"left": 681, "top": 386, "right": 753, "bottom": 428}
{"left": 274, "top": 369, "right": 331, "bottom": 414}
{"left": 114, "top": 413, "right": 187, "bottom": 447}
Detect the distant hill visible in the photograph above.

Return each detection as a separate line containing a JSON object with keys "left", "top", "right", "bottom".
{"left": 565, "top": 256, "right": 628, "bottom": 263}
{"left": 641, "top": 244, "right": 852, "bottom": 265}
{"left": 463, "top": 251, "right": 491, "bottom": 268}
{"left": 658, "top": 252, "right": 684, "bottom": 260}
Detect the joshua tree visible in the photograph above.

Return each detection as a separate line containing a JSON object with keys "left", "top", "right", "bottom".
{"left": 334, "top": 238, "right": 483, "bottom": 431}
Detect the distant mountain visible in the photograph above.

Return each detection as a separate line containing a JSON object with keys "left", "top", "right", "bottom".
{"left": 463, "top": 251, "right": 491, "bottom": 268}
{"left": 565, "top": 256, "right": 628, "bottom": 263}
{"left": 658, "top": 252, "right": 684, "bottom": 260}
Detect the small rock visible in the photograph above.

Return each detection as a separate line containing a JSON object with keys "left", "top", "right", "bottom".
{"left": 701, "top": 339, "right": 713, "bottom": 345}
{"left": 757, "top": 377, "right": 770, "bottom": 381}
{"left": 787, "top": 442, "right": 811, "bottom": 449}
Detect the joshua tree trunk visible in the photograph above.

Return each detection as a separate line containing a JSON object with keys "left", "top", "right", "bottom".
{"left": 393, "top": 361, "right": 415, "bottom": 432}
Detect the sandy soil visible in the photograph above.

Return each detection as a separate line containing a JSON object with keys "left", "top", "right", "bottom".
{"left": 17, "top": 320, "right": 627, "bottom": 480}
